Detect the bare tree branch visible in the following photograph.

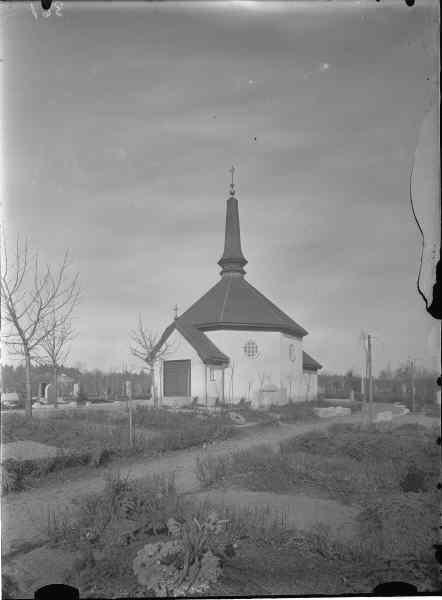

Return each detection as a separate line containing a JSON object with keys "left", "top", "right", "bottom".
{"left": 129, "top": 314, "right": 175, "bottom": 407}
{"left": 1, "top": 231, "right": 80, "bottom": 415}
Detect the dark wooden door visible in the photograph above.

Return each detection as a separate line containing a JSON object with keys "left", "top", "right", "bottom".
{"left": 163, "top": 360, "right": 191, "bottom": 397}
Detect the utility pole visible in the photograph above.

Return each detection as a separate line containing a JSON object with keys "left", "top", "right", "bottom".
{"left": 368, "top": 334, "right": 373, "bottom": 424}
{"left": 360, "top": 331, "right": 368, "bottom": 416}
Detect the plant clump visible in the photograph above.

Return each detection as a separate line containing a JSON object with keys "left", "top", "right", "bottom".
{"left": 133, "top": 511, "right": 227, "bottom": 597}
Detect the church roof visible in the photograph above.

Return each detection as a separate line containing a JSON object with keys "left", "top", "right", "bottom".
{"left": 178, "top": 275, "right": 308, "bottom": 338}
{"left": 155, "top": 319, "right": 229, "bottom": 366}
{"left": 302, "top": 351, "right": 322, "bottom": 371}
{"left": 176, "top": 320, "right": 229, "bottom": 365}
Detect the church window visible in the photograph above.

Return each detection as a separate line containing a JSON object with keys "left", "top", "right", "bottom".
{"left": 244, "top": 340, "right": 258, "bottom": 359}
{"left": 209, "top": 368, "right": 215, "bottom": 381}
{"left": 289, "top": 344, "right": 297, "bottom": 362}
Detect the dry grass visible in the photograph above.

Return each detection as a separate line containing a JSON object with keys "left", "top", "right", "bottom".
{"left": 195, "top": 422, "right": 439, "bottom": 503}
{"left": 1, "top": 410, "right": 235, "bottom": 493}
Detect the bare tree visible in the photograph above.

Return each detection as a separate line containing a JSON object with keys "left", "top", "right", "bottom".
{"left": 129, "top": 314, "right": 173, "bottom": 408}
{"left": 1, "top": 234, "right": 80, "bottom": 416}
{"left": 37, "top": 316, "right": 75, "bottom": 407}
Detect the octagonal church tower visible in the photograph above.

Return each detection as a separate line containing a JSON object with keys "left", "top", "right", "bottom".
{"left": 153, "top": 175, "right": 321, "bottom": 408}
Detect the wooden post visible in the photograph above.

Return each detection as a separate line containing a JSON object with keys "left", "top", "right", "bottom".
{"left": 127, "top": 380, "right": 134, "bottom": 448}
{"left": 368, "top": 334, "right": 373, "bottom": 424}
{"left": 410, "top": 359, "right": 415, "bottom": 413}
{"left": 222, "top": 368, "right": 225, "bottom": 405}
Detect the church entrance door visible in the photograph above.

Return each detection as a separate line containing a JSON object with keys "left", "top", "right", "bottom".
{"left": 163, "top": 360, "right": 191, "bottom": 397}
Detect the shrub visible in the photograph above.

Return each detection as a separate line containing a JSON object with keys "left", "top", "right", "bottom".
{"left": 194, "top": 438, "right": 405, "bottom": 500}
{"left": 194, "top": 445, "right": 294, "bottom": 492}
{"left": 230, "top": 445, "right": 294, "bottom": 492}
{"left": 1, "top": 451, "right": 110, "bottom": 495}
{"left": 134, "top": 406, "right": 228, "bottom": 430}
{"left": 280, "top": 423, "right": 438, "bottom": 488}
{"left": 133, "top": 512, "right": 226, "bottom": 597}
{"left": 195, "top": 445, "right": 295, "bottom": 492}
{"left": 48, "top": 470, "right": 181, "bottom": 551}
{"left": 272, "top": 401, "right": 318, "bottom": 422}
{"left": 1, "top": 412, "right": 130, "bottom": 452}
{"left": 144, "top": 421, "right": 233, "bottom": 455}
{"left": 1, "top": 462, "right": 23, "bottom": 494}
{"left": 400, "top": 465, "right": 427, "bottom": 493}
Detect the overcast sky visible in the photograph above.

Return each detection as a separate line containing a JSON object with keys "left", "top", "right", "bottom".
{"left": 2, "top": 0, "right": 440, "bottom": 374}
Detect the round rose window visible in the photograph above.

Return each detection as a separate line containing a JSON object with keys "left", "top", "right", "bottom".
{"left": 244, "top": 340, "right": 258, "bottom": 359}
{"left": 289, "top": 344, "right": 296, "bottom": 362}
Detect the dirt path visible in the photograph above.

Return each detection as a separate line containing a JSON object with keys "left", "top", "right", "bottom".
{"left": 2, "top": 409, "right": 437, "bottom": 558}
{"left": 2, "top": 416, "right": 362, "bottom": 557}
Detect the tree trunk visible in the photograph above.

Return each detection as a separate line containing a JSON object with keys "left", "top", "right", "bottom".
{"left": 53, "top": 365, "right": 58, "bottom": 408}
{"left": 24, "top": 350, "right": 32, "bottom": 417}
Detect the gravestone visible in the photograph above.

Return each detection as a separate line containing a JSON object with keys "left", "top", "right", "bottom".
{"left": 314, "top": 406, "right": 351, "bottom": 418}
{"left": 44, "top": 383, "right": 56, "bottom": 405}
{"left": 374, "top": 410, "right": 393, "bottom": 423}
{"left": 38, "top": 382, "right": 48, "bottom": 400}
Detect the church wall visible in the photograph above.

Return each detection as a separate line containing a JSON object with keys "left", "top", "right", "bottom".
{"left": 303, "top": 370, "right": 318, "bottom": 401}
{"left": 155, "top": 329, "right": 206, "bottom": 407}
{"left": 280, "top": 334, "right": 305, "bottom": 402}
{"left": 205, "top": 330, "right": 282, "bottom": 406}
{"left": 154, "top": 328, "right": 319, "bottom": 408}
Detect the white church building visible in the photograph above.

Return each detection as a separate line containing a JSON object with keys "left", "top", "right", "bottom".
{"left": 153, "top": 177, "right": 322, "bottom": 409}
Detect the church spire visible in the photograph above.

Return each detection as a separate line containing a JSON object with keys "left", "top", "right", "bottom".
{"left": 218, "top": 167, "right": 248, "bottom": 277}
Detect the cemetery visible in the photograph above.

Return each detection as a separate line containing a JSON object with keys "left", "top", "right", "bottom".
{"left": 2, "top": 416, "right": 436, "bottom": 598}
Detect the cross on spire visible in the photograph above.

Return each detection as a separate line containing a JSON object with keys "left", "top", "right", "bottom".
{"left": 229, "top": 166, "right": 236, "bottom": 196}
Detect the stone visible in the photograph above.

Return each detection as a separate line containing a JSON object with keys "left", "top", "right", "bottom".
{"left": 374, "top": 410, "right": 393, "bottom": 423}
{"left": 44, "top": 383, "right": 56, "bottom": 404}
{"left": 1, "top": 392, "right": 20, "bottom": 407}
{"left": 314, "top": 406, "right": 351, "bottom": 418}
{"left": 38, "top": 382, "right": 47, "bottom": 399}
{"left": 228, "top": 411, "right": 246, "bottom": 425}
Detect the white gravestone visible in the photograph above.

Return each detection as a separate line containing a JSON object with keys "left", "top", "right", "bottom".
{"left": 44, "top": 383, "right": 56, "bottom": 404}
